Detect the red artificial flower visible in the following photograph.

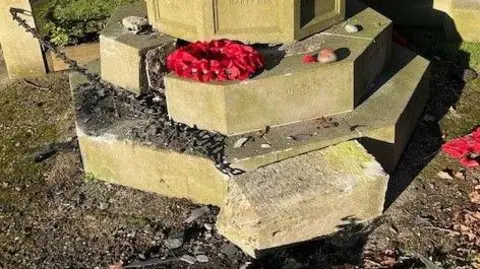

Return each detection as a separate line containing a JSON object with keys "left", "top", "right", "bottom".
{"left": 302, "top": 54, "right": 317, "bottom": 64}
{"left": 166, "top": 40, "right": 265, "bottom": 82}
{"left": 442, "top": 127, "right": 480, "bottom": 168}
{"left": 442, "top": 137, "right": 471, "bottom": 158}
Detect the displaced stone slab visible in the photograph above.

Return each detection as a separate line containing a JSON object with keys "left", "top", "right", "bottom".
{"left": 217, "top": 140, "right": 389, "bottom": 257}
{"left": 77, "top": 125, "right": 229, "bottom": 206}
{"left": 100, "top": 1, "right": 175, "bottom": 94}
{"left": 0, "top": 0, "right": 46, "bottom": 79}
{"left": 343, "top": 44, "right": 431, "bottom": 172}
{"left": 165, "top": 7, "right": 392, "bottom": 135}
{"left": 146, "top": 0, "right": 345, "bottom": 44}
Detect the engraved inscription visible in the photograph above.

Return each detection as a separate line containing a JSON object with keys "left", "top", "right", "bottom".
{"left": 227, "top": 0, "right": 273, "bottom": 4}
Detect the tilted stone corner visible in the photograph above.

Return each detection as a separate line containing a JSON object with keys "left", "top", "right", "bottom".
{"left": 100, "top": 1, "right": 175, "bottom": 95}
{"left": 165, "top": 7, "right": 392, "bottom": 136}
{"left": 217, "top": 140, "right": 389, "bottom": 257}
{"left": 145, "top": 0, "right": 345, "bottom": 44}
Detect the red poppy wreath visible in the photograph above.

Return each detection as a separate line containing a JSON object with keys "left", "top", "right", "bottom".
{"left": 166, "top": 40, "right": 265, "bottom": 82}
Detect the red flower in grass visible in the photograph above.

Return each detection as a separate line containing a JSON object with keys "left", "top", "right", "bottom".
{"left": 166, "top": 40, "right": 265, "bottom": 82}
{"left": 442, "top": 127, "right": 480, "bottom": 168}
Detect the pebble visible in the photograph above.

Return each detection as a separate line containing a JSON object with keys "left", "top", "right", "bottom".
{"left": 196, "top": 254, "right": 209, "bottom": 263}
{"left": 204, "top": 223, "right": 213, "bottom": 231}
{"left": 437, "top": 171, "right": 453, "bottom": 180}
{"left": 261, "top": 143, "right": 272, "bottom": 148}
{"left": 122, "top": 16, "right": 149, "bottom": 33}
{"left": 344, "top": 23, "right": 359, "bottom": 33}
{"left": 164, "top": 231, "right": 184, "bottom": 249}
{"left": 317, "top": 48, "right": 338, "bottom": 64}
{"left": 180, "top": 254, "right": 196, "bottom": 265}
{"left": 184, "top": 206, "right": 210, "bottom": 223}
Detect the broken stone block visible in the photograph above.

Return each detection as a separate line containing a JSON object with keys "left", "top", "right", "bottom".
{"left": 0, "top": 0, "right": 46, "bottom": 79}
{"left": 100, "top": 1, "right": 175, "bottom": 94}
{"left": 217, "top": 140, "right": 389, "bottom": 257}
{"left": 165, "top": 7, "right": 392, "bottom": 135}
{"left": 145, "top": 0, "right": 346, "bottom": 44}
{"left": 76, "top": 126, "right": 229, "bottom": 206}
{"left": 344, "top": 44, "right": 431, "bottom": 172}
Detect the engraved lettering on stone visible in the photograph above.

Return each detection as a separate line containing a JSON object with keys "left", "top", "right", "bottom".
{"left": 227, "top": 0, "right": 273, "bottom": 4}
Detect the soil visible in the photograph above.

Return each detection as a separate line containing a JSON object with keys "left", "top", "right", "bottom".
{"left": 0, "top": 27, "right": 480, "bottom": 269}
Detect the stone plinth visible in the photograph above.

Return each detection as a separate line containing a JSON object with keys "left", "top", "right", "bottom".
{"left": 0, "top": 0, "right": 46, "bottom": 79}
{"left": 100, "top": 2, "right": 175, "bottom": 95}
{"left": 145, "top": 0, "right": 345, "bottom": 44}
{"left": 77, "top": 126, "right": 229, "bottom": 206}
{"left": 70, "top": 43, "right": 429, "bottom": 207}
{"left": 217, "top": 140, "right": 389, "bottom": 257}
{"left": 165, "top": 7, "right": 392, "bottom": 136}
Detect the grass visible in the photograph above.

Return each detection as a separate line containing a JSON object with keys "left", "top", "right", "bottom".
{"left": 0, "top": 75, "right": 74, "bottom": 203}
{"left": 32, "top": 0, "right": 137, "bottom": 46}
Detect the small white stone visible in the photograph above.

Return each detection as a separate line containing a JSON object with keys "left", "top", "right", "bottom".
{"left": 261, "top": 143, "right": 272, "bottom": 148}
{"left": 180, "top": 254, "right": 196, "bottom": 265}
{"left": 122, "top": 16, "right": 148, "bottom": 33}
{"left": 196, "top": 254, "right": 209, "bottom": 263}
{"left": 345, "top": 23, "right": 359, "bottom": 33}
{"left": 317, "top": 48, "right": 337, "bottom": 64}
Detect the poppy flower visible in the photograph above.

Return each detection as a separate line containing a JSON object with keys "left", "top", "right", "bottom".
{"left": 442, "top": 127, "right": 480, "bottom": 168}
{"left": 166, "top": 39, "right": 264, "bottom": 82}
{"left": 302, "top": 54, "right": 317, "bottom": 64}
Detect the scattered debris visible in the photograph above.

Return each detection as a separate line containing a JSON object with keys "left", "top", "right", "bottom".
{"left": 32, "top": 144, "right": 57, "bottom": 163}
{"left": 184, "top": 206, "right": 210, "bottom": 223}
{"left": 417, "top": 254, "right": 444, "bottom": 269}
{"left": 23, "top": 79, "right": 50, "bottom": 91}
{"left": 196, "top": 254, "right": 209, "bottom": 263}
{"left": 468, "top": 186, "right": 480, "bottom": 204}
{"left": 180, "top": 254, "right": 196, "bottom": 265}
{"left": 234, "top": 137, "right": 252, "bottom": 148}
{"left": 437, "top": 170, "right": 454, "bottom": 180}
{"left": 124, "top": 258, "right": 178, "bottom": 268}
{"left": 164, "top": 231, "right": 184, "bottom": 249}
{"left": 288, "top": 133, "right": 313, "bottom": 141}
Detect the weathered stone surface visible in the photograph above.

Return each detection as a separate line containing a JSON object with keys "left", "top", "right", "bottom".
{"left": 100, "top": 1, "right": 175, "bottom": 94}
{"left": 344, "top": 44, "right": 431, "bottom": 172}
{"left": 0, "top": 0, "right": 46, "bottom": 79}
{"left": 145, "top": 0, "right": 345, "bottom": 44}
{"left": 372, "top": 0, "right": 480, "bottom": 42}
{"left": 224, "top": 44, "right": 429, "bottom": 173}
{"left": 77, "top": 126, "right": 229, "bottom": 205}
{"left": 165, "top": 7, "right": 392, "bottom": 135}
{"left": 217, "top": 140, "right": 389, "bottom": 257}
{"left": 441, "top": 0, "right": 480, "bottom": 42}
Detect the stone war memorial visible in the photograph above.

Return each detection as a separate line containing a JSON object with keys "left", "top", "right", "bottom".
{"left": 70, "top": 0, "right": 431, "bottom": 257}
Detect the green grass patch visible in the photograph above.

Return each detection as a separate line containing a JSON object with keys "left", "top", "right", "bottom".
{"left": 32, "top": 0, "right": 136, "bottom": 46}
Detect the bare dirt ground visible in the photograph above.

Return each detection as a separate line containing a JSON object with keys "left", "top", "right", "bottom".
{"left": 0, "top": 29, "right": 479, "bottom": 269}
